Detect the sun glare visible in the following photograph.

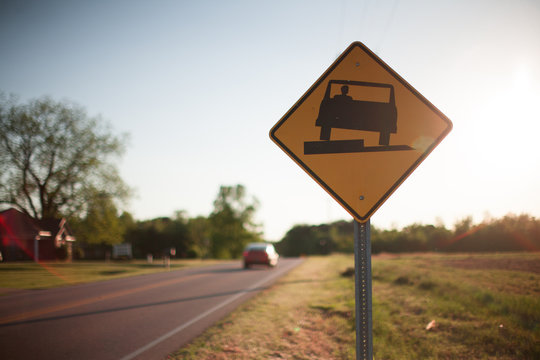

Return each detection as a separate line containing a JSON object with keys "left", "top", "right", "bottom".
{"left": 472, "top": 62, "right": 540, "bottom": 172}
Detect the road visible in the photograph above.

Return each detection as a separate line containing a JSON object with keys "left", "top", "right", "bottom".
{"left": 0, "top": 258, "right": 302, "bottom": 360}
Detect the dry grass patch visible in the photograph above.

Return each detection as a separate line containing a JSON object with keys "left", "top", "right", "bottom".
{"left": 172, "top": 256, "right": 356, "bottom": 359}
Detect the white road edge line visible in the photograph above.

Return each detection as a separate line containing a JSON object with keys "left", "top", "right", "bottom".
{"left": 118, "top": 261, "right": 298, "bottom": 360}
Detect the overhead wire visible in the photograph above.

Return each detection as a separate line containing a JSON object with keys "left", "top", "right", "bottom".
{"left": 375, "top": 0, "right": 399, "bottom": 54}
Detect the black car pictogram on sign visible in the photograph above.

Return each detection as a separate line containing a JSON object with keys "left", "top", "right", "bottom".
{"left": 304, "top": 80, "right": 413, "bottom": 154}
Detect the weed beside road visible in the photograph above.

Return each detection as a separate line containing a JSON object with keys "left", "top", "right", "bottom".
{"left": 173, "top": 253, "right": 540, "bottom": 359}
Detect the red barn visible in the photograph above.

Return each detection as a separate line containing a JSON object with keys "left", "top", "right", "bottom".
{"left": 0, "top": 208, "right": 75, "bottom": 261}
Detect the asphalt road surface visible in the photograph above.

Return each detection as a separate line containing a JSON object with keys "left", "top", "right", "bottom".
{"left": 0, "top": 258, "right": 303, "bottom": 360}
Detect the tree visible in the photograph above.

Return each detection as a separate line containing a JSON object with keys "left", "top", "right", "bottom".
{"left": 0, "top": 94, "right": 130, "bottom": 220}
{"left": 275, "top": 221, "right": 347, "bottom": 256}
{"left": 276, "top": 224, "right": 321, "bottom": 257}
{"left": 208, "top": 185, "right": 261, "bottom": 259}
{"left": 71, "top": 191, "right": 125, "bottom": 245}
{"left": 188, "top": 216, "right": 211, "bottom": 258}
{"left": 128, "top": 214, "right": 190, "bottom": 258}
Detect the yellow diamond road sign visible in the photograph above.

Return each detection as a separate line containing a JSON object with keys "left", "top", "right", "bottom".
{"left": 270, "top": 42, "right": 452, "bottom": 222}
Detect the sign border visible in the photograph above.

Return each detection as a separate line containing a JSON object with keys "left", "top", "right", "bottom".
{"left": 269, "top": 41, "right": 453, "bottom": 222}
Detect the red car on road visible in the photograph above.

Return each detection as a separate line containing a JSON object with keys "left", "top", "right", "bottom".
{"left": 242, "top": 243, "right": 279, "bottom": 269}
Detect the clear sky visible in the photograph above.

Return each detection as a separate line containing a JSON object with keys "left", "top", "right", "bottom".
{"left": 1, "top": 0, "right": 539, "bottom": 241}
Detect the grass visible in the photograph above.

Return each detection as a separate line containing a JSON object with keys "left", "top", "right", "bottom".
{"left": 172, "top": 253, "right": 540, "bottom": 360}
{"left": 371, "top": 253, "right": 540, "bottom": 359}
{"left": 173, "top": 255, "right": 356, "bottom": 360}
{"left": 0, "top": 259, "right": 228, "bottom": 292}
{"left": 2, "top": 253, "right": 538, "bottom": 358}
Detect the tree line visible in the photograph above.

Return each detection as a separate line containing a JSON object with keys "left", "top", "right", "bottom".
{"left": 275, "top": 214, "right": 540, "bottom": 256}
{"left": 70, "top": 184, "right": 261, "bottom": 260}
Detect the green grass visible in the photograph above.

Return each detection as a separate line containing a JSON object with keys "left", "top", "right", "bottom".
{"left": 173, "top": 253, "right": 540, "bottom": 359}
{"left": 371, "top": 253, "right": 540, "bottom": 359}
{"left": 0, "top": 259, "right": 228, "bottom": 291}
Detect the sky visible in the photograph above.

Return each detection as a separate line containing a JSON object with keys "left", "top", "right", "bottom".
{"left": 1, "top": 0, "right": 539, "bottom": 241}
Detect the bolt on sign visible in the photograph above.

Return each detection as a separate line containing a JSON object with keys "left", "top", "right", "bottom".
{"left": 270, "top": 42, "right": 452, "bottom": 222}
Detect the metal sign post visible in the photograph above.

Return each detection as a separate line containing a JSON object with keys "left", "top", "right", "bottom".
{"left": 354, "top": 219, "right": 373, "bottom": 360}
